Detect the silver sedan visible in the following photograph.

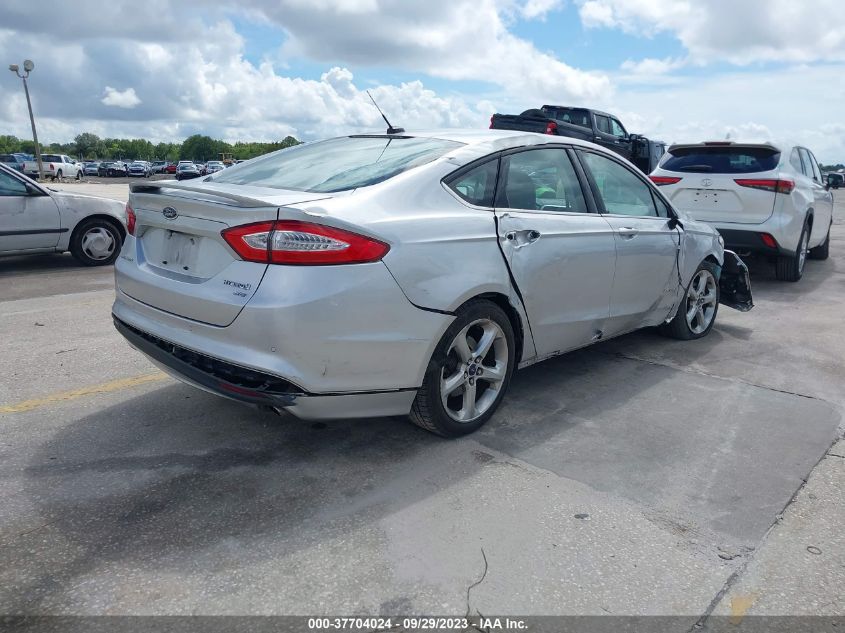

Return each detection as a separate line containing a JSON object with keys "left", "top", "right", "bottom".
{"left": 0, "top": 163, "right": 126, "bottom": 266}
{"left": 112, "top": 130, "right": 752, "bottom": 436}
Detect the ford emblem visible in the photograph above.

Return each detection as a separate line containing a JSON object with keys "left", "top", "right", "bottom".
{"left": 162, "top": 207, "right": 178, "bottom": 220}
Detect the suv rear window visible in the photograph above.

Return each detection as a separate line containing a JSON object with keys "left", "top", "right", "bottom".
{"left": 213, "top": 136, "right": 463, "bottom": 193}
{"left": 660, "top": 147, "right": 780, "bottom": 174}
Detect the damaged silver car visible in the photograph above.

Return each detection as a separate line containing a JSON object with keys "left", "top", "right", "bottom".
{"left": 112, "top": 130, "right": 752, "bottom": 437}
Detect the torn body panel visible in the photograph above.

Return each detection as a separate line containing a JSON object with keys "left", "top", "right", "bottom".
{"left": 717, "top": 250, "right": 754, "bottom": 312}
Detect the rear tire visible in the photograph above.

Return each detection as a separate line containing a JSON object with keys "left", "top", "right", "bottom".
{"left": 410, "top": 300, "right": 515, "bottom": 437}
{"left": 659, "top": 261, "right": 720, "bottom": 341}
{"left": 775, "top": 222, "right": 809, "bottom": 281}
{"left": 70, "top": 218, "right": 123, "bottom": 266}
{"left": 808, "top": 223, "right": 831, "bottom": 260}
{"left": 54, "top": 169, "right": 63, "bottom": 182}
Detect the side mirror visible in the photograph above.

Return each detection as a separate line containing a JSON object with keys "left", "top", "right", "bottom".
{"left": 668, "top": 216, "right": 683, "bottom": 230}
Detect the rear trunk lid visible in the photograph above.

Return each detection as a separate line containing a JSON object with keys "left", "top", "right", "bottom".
{"left": 118, "top": 181, "right": 330, "bottom": 326}
{"left": 658, "top": 144, "right": 781, "bottom": 224}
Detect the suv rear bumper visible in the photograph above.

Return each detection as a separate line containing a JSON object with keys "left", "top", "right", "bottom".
{"left": 715, "top": 228, "right": 793, "bottom": 257}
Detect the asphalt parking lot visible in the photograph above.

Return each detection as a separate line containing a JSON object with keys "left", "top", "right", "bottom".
{"left": 0, "top": 184, "right": 842, "bottom": 620}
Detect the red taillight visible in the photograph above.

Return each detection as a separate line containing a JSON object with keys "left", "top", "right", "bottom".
{"left": 649, "top": 176, "right": 682, "bottom": 186}
{"left": 221, "top": 220, "right": 390, "bottom": 266}
{"left": 489, "top": 115, "right": 494, "bottom": 129}
{"left": 760, "top": 233, "right": 778, "bottom": 248}
{"left": 545, "top": 121, "right": 558, "bottom": 135}
{"left": 734, "top": 179, "right": 794, "bottom": 194}
{"left": 48, "top": 163, "right": 54, "bottom": 170}
{"left": 126, "top": 203, "right": 136, "bottom": 235}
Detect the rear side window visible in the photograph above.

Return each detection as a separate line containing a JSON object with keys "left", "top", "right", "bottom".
{"left": 447, "top": 159, "right": 498, "bottom": 207}
{"left": 212, "top": 136, "right": 463, "bottom": 193}
{"left": 595, "top": 115, "right": 612, "bottom": 135}
{"left": 661, "top": 147, "right": 780, "bottom": 174}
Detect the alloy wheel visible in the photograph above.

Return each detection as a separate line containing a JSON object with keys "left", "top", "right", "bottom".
{"left": 439, "top": 318, "right": 509, "bottom": 423}
{"left": 685, "top": 269, "right": 717, "bottom": 335}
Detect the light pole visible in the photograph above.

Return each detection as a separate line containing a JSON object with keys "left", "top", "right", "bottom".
{"left": 9, "top": 60, "right": 43, "bottom": 180}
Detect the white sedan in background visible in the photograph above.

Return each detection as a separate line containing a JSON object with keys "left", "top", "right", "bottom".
{"left": 0, "top": 163, "right": 126, "bottom": 266}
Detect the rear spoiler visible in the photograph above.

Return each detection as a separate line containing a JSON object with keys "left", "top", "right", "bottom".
{"left": 667, "top": 142, "right": 780, "bottom": 153}
{"left": 129, "top": 181, "right": 269, "bottom": 208}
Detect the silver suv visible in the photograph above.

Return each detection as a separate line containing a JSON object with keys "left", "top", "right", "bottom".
{"left": 650, "top": 142, "right": 834, "bottom": 281}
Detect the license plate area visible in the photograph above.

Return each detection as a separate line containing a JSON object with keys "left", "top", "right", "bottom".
{"left": 690, "top": 189, "right": 725, "bottom": 204}
{"left": 141, "top": 229, "right": 204, "bottom": 277}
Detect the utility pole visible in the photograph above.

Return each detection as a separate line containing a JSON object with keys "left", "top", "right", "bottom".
{"left": 9, "top": 60, "right": 43, "bottom": 180}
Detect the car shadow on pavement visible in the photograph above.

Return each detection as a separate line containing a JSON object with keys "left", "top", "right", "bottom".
{"left": 0, "top": 253, "right": 97, "bottom": 276}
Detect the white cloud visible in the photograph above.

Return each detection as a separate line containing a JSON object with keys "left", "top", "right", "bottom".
{"left": 578, "top": 0, "right": 845, "bottom": 65}
{"left": 1, "top": 1, "right": 843, "bottom": 164}
{"left": 101, "top": 86, "right": 141, "bottom": 108}
{"left": 254, "top": 0, "right": 611, "bottom": 103}
{"left": 521, "top": 0, "right": 564, "bottom": 20}
{"left": 620, "top": 57, "right": 686, "bottom": 76}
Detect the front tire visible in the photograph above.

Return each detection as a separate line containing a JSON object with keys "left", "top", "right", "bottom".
{"left": 410, "top": 300, "right": 515, "bottom": 437}
{"left": 70, "top": 219, "right": 123, "bottom": 266}
{"left": 660, "top": 261, "right": 720, "bottom": 340}
{"left": 808, "top": 222, "right": 831, "bottom": 261}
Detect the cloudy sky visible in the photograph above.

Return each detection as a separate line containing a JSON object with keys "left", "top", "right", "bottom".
{"left": 2, "top": 0, "right": 844, "bottom": 161}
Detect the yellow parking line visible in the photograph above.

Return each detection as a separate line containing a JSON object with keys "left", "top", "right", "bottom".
{"left": 0, "top": 372, "right": 168, "bottom": 414}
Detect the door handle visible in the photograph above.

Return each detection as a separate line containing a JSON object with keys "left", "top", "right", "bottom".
{"left": 502, "top": 229, "right": 541, "bottom": 247}
{"left": 617, "top": 227, "right": 639, "bottom": 239}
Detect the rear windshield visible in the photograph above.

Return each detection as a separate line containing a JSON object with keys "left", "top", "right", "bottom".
{"left": 661, "top": 147, "right": 780, "bottom": 174}
{"left": 541, "top": 107, "right": 591, "bottom": 129}
{"left": 212, "top": 136, "right": 464, "bottom": 193}
{"left": 41, "top": 154, "right": 62, "bottom": 162}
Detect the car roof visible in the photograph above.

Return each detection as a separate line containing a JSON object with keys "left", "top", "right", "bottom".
{"left": 374, "top": 128, "right": 623, "bottom": 165}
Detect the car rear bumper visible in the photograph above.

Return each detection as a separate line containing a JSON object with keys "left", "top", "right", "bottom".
{"left": 113, "top": 316, "right": 417, "bottom": 418}
{"left": 111, "top": 261, "right": 453, "bottom": 419}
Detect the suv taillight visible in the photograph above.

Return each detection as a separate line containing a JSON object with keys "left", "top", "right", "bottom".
{"left": 126, "top": 203, "right": 136, "bottom": 235}
{"left": 649, "top": 176, "right": 682, "bottom": 186}
{"left": 734, "top": 179, "right": 795, "bottom": 194}
{"left": 489, "top": 115, "right": 495, "bottom": 129}
{"left": 545, "top": 121, "right": 558, "bottom": 135}
{"left": 222, "top": 220, "right": 390, "bottom": 265}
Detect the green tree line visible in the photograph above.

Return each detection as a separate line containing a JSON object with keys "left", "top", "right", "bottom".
{"left": 0, "top": 133, "right": 301, "bottom": 162}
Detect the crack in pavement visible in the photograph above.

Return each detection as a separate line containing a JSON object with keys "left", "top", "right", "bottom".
{"left": 605, "top": 350, "right": 836, "bottom": 407}
{"left": 686, "top": 432, "right": 843, "bottom": 631}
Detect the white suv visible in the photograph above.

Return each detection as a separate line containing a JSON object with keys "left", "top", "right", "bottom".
{"left": 650, "top": 142, "right": 834, "bottom": 281}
